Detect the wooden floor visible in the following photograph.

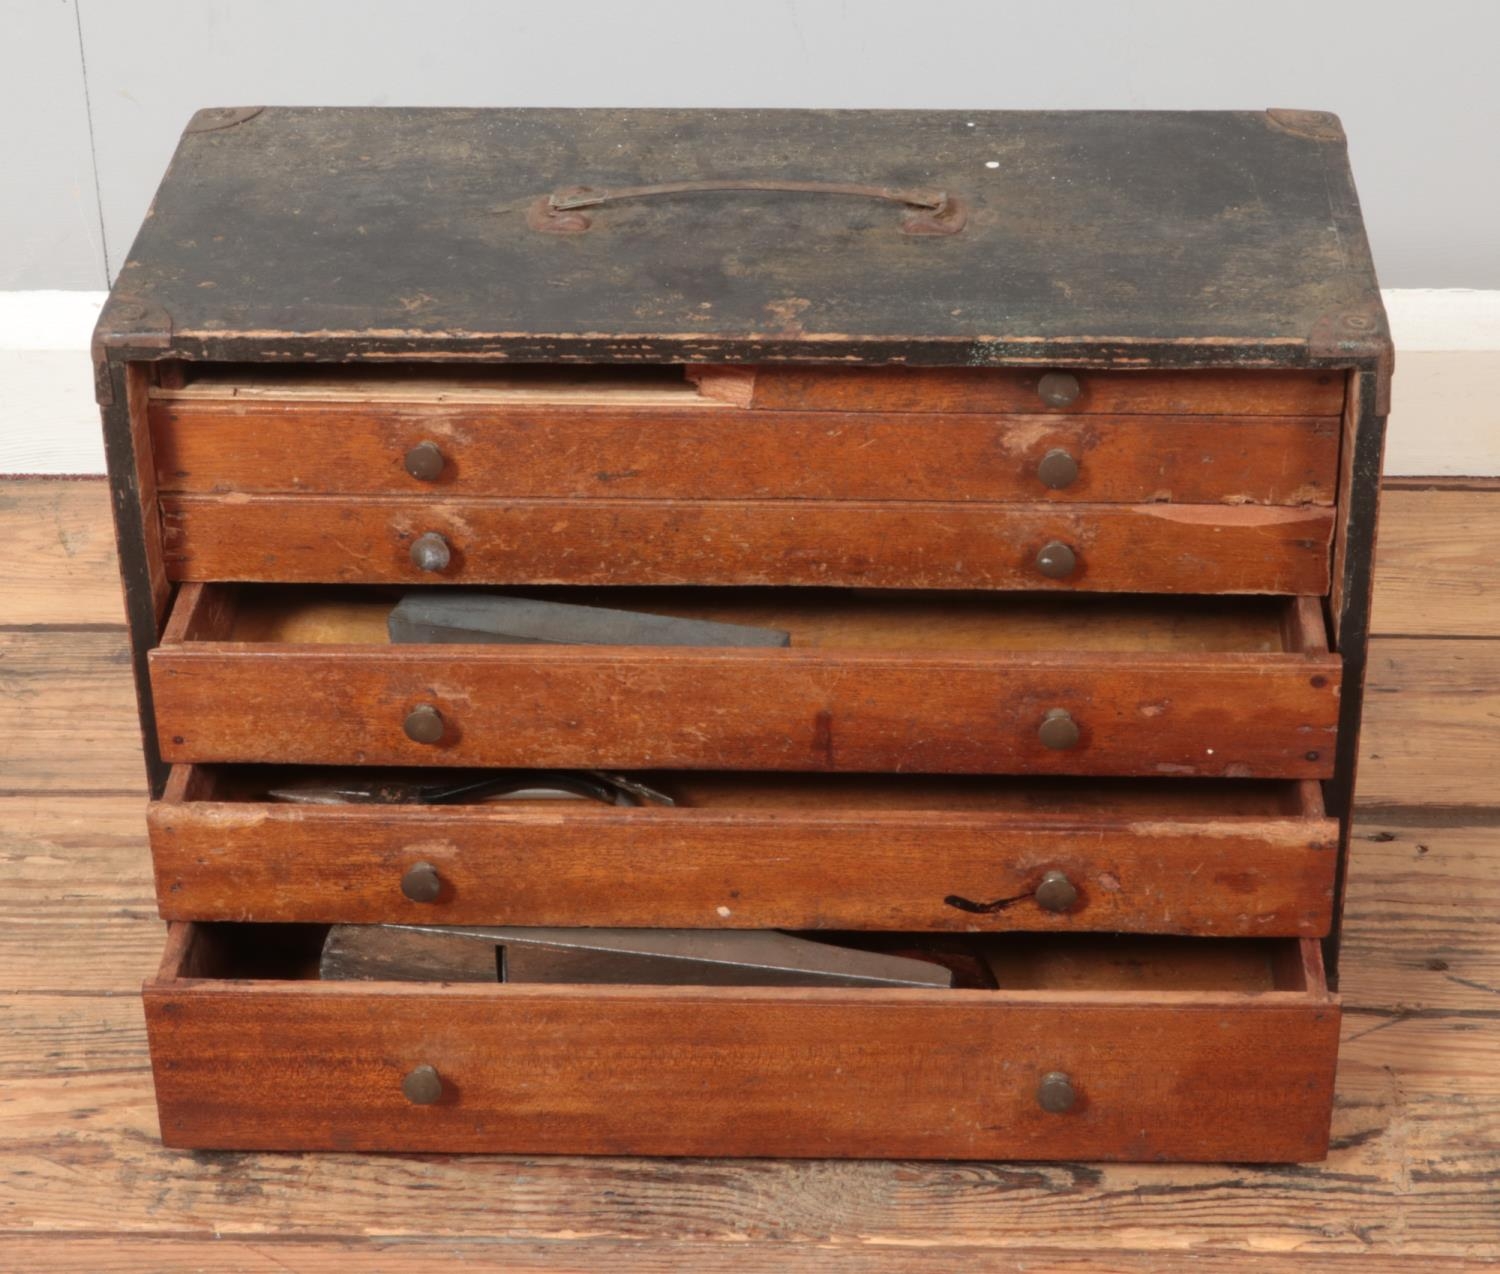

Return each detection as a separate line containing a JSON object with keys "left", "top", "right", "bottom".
{"left": 1, "top": 477, "right": 1498, "bottom": 1272}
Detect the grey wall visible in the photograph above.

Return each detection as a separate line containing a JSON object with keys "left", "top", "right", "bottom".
{"left": 5, "top": 0, "right": 1497, "bottom": 290}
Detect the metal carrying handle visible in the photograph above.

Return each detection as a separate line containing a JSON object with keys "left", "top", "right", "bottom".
{"left": 528, "top": 179, "right": 966, "bottom": 236}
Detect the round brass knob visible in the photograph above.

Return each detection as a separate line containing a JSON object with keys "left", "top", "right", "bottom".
{"left": 1037, "top": 448, "right": 1080, "bottom": 490}
{"left": 1035, "top": 869, "right": 1079, "bottom": 913}
{"left": 402, "top": 1064, "right": 444, "bottom": 1106}
{"left": 403, "top": 704, "right": 445, "bottom": 744}
{"left": 1037, "top": 1070, "right": 1077, "bottom": 1114}
{"left": 1035, "top": 540, "right": 1077, "bottom": 580}
{"left": 404, "top": 440, "right": 446, "bottom": 482}
{"left": 410, "top": 531, "right": 452, "bottom": 573}
{"left": 1038, "top": 708, "right": 1080, "bottom": 750}
{"left": 401, "top": 861, "right": 443, "bottom": 903}
{"left": 1037, "top": 372, "right": 1082, "bottom": 408}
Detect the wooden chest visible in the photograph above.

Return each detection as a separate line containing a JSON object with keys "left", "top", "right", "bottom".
{"left": 96, "top": 107, "right": 1390, "bottom": 1162}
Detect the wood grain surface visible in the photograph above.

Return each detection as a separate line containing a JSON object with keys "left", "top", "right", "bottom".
{"left": 118, "top": 366, "right": 170, "bottom": 626}
{"left": 1359, "top": 638, "right": 1500, "bottom": 806}
{"left": 148, "top": 639, "right": 1341, "bottom": 777}
{"left": 3, "top": 480, "right": 1499, "bottom": 1267}
{"left": 1371, "top": 487, "right": 1500, "bottom": 636}
{"left": 150, "top": 396, "right": 1340, "bottom": 505}
{"left": 689, "top": 365, "right": 1346, "bottom": 416}
{"left": 145, "top": 926, "right": 1337, "bottom": 1160}
{"left": 149, "top": 768, "right": 1337, "bottom": 933}
{"left": 0, "top": 1241, "right": 1494, "bottom": 1273}
{"left": 0, "top": 631, "right": 142, "bottom": 793}
{"left": 0, "top": 480, "right": 123, "bottom": 626}
{"left": 158, "top": 494, "right": 1336, "bottom": 593}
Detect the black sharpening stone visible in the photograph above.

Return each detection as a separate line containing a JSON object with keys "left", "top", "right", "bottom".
{"left": 388, "top": 592, "right": 791, "bottom": 647}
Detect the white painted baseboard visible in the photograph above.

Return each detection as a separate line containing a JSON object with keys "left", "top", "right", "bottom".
{"left": 0, "top": 292, "right": 106, "bottom": 475}
{"left": 1384, "top": 290, "right": 1500, "bottom": 476}
{"left": 1, "top": 289, "right": 1496, "bottom": 476}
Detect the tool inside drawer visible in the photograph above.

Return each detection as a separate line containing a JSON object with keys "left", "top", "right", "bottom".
{"left": 146, "top": 922, "right": 1338, "bottom": 1161}
{"left": 172, "top": 764, "right": 1324, "bottom": 814}
{"left": 151, "top": 765, "right": 1335, "bottom": 935}
{"left": 150, "top": 583, "right": 1340, "bottom": 776}
{"left": 169, "top": 583, "right": 1329, "bottom": 654}
{"left": 165, "top": 922, "right": 1322, "bottom": 994}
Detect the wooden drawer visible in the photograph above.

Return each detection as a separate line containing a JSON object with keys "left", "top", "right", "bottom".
{"left": 686, "top": 364, "right": 1347, "bottom": 416}
{"left": 144, "top": 923, "right": 1340, "bottom": 1160}
{"left": 148, "top": 584, "right": 1341, "bottom": 777}
{"left": 150, "top": 364, "right": 1341, "bottom": 506}
{"left": 150, "top": 767, "right": 1337, "bottom": 935}
{"left": 159, "top": 496, "right": 1334, "bottom": 593}
{"left": 150, "top": 365, "right": 1338, "bottom": 594}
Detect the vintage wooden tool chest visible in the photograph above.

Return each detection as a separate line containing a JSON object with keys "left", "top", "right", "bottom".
{"left": 96, "top": 107, "right": 1390, "bottom": 1162}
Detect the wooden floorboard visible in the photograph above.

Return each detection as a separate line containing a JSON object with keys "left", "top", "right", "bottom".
{"left": 0, "top": 1240, "right": 1493, "bottom": 1273}
{"left": 1341, "top": 821, "right": 1500, "bottom": 1012}
{"left": 0, "top": 797, "right": 157, "bottom": 994}
{"left": 0, "top": 631, "right": 144, "bottom": 794}
{"left": 1359, "top": 482, "right": 1500, "bottom": 805}
{"left": 1359, "top": 639, "right": 1500, "bottom": 806}
{"left": 0, "top": 477, "right": 1497, "bottom": 1267}
{"left": 0, "top": 479, "right": 123, "bottom": 627}
{"left": 1372, "top": 488, "right": 1500, "bottom": 638}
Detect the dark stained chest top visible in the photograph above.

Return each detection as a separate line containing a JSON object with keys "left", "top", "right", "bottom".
{"left": 98, "top": 107, "right": 1388, "bottom": 371}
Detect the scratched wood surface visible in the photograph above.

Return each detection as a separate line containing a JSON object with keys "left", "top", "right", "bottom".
{"left": 1, "top": 476, "right": 1497, "bottom": 1268}
{"left": 149, "top": 394, "right": 1342, "bottom": 504}
{"left": 159, "top": 492, "right": 1337, "bottom": 593}
{"left": 148, "top": 773, "right": 1339, "bottom": 934}
{"left": 97, "top": 110, "right": 1387, "bottom": 363}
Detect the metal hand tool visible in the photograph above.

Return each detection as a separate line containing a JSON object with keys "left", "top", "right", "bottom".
{"left": 320, "top": 924, "right": 954, "bottom": 988}
{"left": 268, "top": 769, "right": 675, "bottom": 807}
{"left": 387, "top": 591, "right": 791, "bottom": 648}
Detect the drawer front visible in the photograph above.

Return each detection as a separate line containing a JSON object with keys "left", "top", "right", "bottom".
{"left": 151, "top": 398, "right": 1339, "bottom": 506}
{"left": 150, "top": 645, "right": 1339, "bottom": 776}
{"left": 150, "top": 585, "right": 1341, "bottom": 777}
{"left": 150, "top": 768, "right": 1338, "bottom": 934}
{"left": 160, "top": 496, "right": 1334, "bottom": 593}
{"left": 145, "top": 925, "right": 1340, "bottom": 1161}
{"left": 689, "top": 365, "right": 1347, "bottom": 416}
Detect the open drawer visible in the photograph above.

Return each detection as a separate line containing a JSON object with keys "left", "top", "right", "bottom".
{"left": 149, "top": 584, "right": 1341, "bottom": 777}
{"left": 150, "top": 767, "right": 1337, "bottom": 935}
{"left": 144, "top": 923, "right": 1340, "bottom": 1160}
